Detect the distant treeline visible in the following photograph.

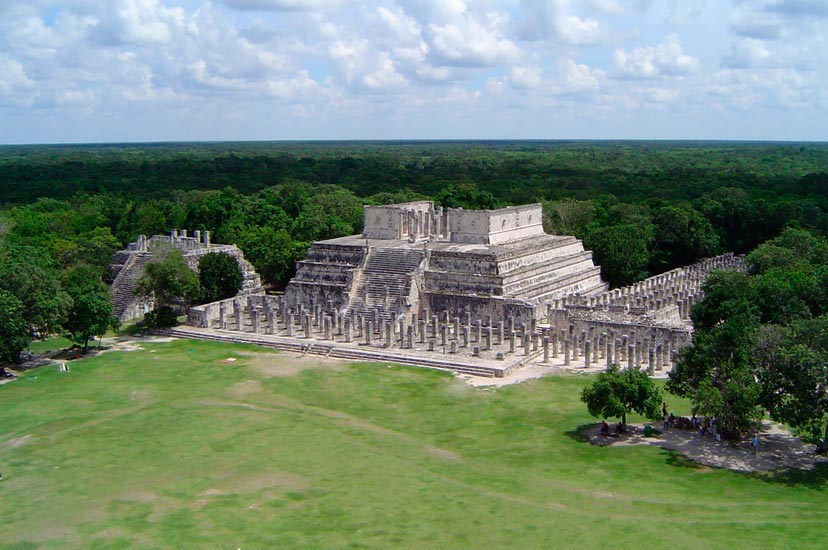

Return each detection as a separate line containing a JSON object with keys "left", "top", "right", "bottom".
{"left": 1, "top": 140, "right": 827, "bottom": 290}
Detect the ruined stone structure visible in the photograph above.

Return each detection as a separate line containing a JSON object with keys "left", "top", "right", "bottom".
{"left": 285, "top": 201, "right": 606, "bottom": 326}
{"left": 174, "top": 202, "right": 746, "bottom": 379}
{"left": 546, "top": 253, "right": 746, "bottom": 375}
{"left": 108, "top": 230, "right": 263, "bottom": 322}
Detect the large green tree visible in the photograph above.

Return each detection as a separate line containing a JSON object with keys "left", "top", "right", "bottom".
{"left": 0, "top": 244, "right": 72, "bottom": 339}
{"left": 136, "top": 248, "right": 201, "bottom": 312}
{"left": 198, "top": 252, "right": 243, "bottom": 304}
{"left": 0, "top": 290, "right": 29, "bottom": 362}
{"left": 581, "top": 365, "right": 663, "bottom": 429}
{"left": 585, "top": 223, "right": 654, "bottom": 287}
{"left": 63, "top": 267, "right": 118, "bottom": 353}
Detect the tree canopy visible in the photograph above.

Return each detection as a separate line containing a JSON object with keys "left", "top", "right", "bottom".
{"left": 581, "top": 365, "right": 663, "bottom": 428}
{"left": 198, "top": 252, "right": 243, "bottom": 304}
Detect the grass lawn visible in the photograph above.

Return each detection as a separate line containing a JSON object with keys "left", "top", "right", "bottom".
{"left": 1, "top": 339, "right": 826, "bottom": 549}
{"left": 26, "top": 337, "right": 74, "bottom": 355}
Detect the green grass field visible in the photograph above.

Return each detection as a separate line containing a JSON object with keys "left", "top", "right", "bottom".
{"left": 1, "top": 339, "right": 826, "bottom": 549}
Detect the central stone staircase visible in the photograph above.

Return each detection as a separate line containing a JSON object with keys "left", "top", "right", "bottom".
{"left": 346, "top": 247, "right": 425, "bottom": 324}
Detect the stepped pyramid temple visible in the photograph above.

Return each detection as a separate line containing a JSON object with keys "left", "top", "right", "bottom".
{"left": 285, "top": 201, "right": 607, "bottom": 325}
{"left": 108, "top": 230, "right": 263, "bottom": 323}
{"left": 124, "top": 202, "right": 745, "bottom": 378}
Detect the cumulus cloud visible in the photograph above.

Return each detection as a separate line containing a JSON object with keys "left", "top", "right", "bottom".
{"left": 429, "top": 17, "right": 521, "bottom": 67}
{"left": 613, "top": 34, "right": 699, "bottom": 79}
{"left": 721, "top": 39, "right": 772, "bottom": 69}
{"left": 0, "top": 0, "right": 825, "bottom": 141}
{"left": 220, "top": 0, "right": 341, "bottom": 11}
{"left": 0, "top": 53, "right": 35, "bottom": 105}
{"left": 520, "top": 0, "right": 603, "bottom": 45}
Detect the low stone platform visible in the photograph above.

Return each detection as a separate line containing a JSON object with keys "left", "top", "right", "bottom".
{"left": 158, "top": 325, "right": 542, "bottom": 378}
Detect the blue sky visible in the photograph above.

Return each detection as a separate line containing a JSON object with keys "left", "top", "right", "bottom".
{"left": 0, "top": 0, "right": 826, "bottom": 143}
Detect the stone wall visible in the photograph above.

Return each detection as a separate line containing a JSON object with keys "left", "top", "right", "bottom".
{"left": 447, "top": 203, "right": 545, "bottom": 244}
{"left": 109, "top": 230, "right": 264, "bottom": 322}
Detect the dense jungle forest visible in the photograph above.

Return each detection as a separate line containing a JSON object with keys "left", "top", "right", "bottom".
{"left": 1, "top": 140, "right": 826, "bottom": 292}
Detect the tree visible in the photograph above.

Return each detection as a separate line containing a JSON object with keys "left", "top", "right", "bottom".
{"left": 135, "top": 248, "right": 200, "bottom": 314}
{"left": 0, "top": 290, "right": 29, "bottom": 362}
{"left": 198, "top": 252, "right": 243, "bottom": 304}
{"left": 585, "top": 223, "right": 654, "bottom": 287}
{"left": 756, "top": 319, "right": 828, "bottom": 441}
{"left": 667, "top": 272, "right": 765, "bottom": 438}
{"left": 63, "top": 266, "right": 118, "bottom": 353}
{"left": 581, "top": 365, "right": 663, "bottom": 429}
{"left": 0, "top": 243, "right": 72, "bottom": 339}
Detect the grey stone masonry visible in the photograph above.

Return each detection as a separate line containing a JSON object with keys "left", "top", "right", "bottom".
{"left": 109, "top": 230, "right": 263, "bottom": 322}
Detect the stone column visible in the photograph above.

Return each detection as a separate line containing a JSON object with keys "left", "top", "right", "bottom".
{"left": 440, "top": 324, "right": 447, "bottom": 347}
{"left": 431, "top": 315, "right": 438, "bottom": 338}
{"left": 648, "top": 348, "right": 655, "bottom": 376}
{"left": 496, "top": 321, "right": 504, "bottom": 345}
{"left": 552, "top": 332, "right": 559, "bottom": 358}
{"left": 365, "top": 320, "right": 373, "bottom": 345}
{"left": 627, "top": 345, "right": 635, "bottom": 369}
{"left": 453, "top": 317, "right": 460, "bottom": 340}
{"left": 584, "top": 341, "right": 592, "bottom": 368}
{"left": 543, "top": 336, "right": 550, "bottom": 363}
{"left": 219, "top": 302, "right": 227, "bottom": 329}
{"left": 304, "top": 314, "right": 312, "bottom": 339}
{"left": 484, "top": 326, "right": 492, "bottom": 351}
{"left": 564, "top": 339, "right": 571, "bottom": 366}
{"left": 267, "top": 308, "right": 275, "bottom": 335}
{"left": 323, "top": 317, "right": 331, "bottom": 340}
{"left": 285, "top": 313, "right": 293, "bottom": 336}
{"left": 523, "top": 333, "right": 530, "bottom": 356}
{"left": 508, "top": 331, "right": 515, "bottom": 353}
{"left": 474, "top": 320, "right": 482, "bottom": 343}
{"left": 250, "top": 307, "right": 259, "bottom": 333}
{"left": 344, "top": 318, "right": 352, "bottom": 343}
{"left": 406, "top": 325, "right": 413, "bottom": 349}
{"left": 418, "top": 320, "right": 426, "bottom": 343}
{"left": 233, "top": 300, "right": 242, "bottom": 331}
{"left": 462, "top": 326, "right": 470, "bottom": 348}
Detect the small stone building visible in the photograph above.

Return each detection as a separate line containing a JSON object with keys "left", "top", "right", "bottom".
{"left": 284, "top": 201, "right": 607, "bottom": 325}
{"left": 108, "top": 230, "right": 263, "bottom": 322}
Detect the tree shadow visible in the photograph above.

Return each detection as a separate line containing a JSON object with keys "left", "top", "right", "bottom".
{"left": 746, "top": 461, "right": 828, "bottom": 489}
{"left": 660, "top": 449, "right": 708, "bottom": 470}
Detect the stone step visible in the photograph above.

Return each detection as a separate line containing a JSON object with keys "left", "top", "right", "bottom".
{"left": 157, "top": 327, "right": 502, "bottom": 377}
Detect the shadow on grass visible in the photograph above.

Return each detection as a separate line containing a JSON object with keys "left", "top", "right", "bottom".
{"left": 746, "top": 461, "right": 828, "bottom": 489}
{"left": 564, "top": 423, "right": 595, "bottom": 443}
{"left": 660, "top": 449, "right": 708, "bottom": 470}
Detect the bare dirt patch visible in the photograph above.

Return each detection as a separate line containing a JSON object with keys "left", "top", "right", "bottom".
{"left": 2, "top": 434, "right": 33, "bottom": 449}
{"left": 228, "top": 379, "right": 263, "bottom": 396}
{"left": 583, "top": 422, "right": 828, "bottom": 472}
{"left": 244, "top": 352, "right": 348, "bottom": 378}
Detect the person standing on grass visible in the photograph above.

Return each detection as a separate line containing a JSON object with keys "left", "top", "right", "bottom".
{"left": 752, "top": 434, "right": 759, "bottom": 455}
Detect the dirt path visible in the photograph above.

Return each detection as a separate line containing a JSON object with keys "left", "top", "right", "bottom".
{"left": 584, "top": 422, "right": 828, "bottom": 472}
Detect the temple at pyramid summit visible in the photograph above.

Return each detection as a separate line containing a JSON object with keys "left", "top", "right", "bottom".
{"left": 284, "top": 201, "right": 607, "bottom": 325}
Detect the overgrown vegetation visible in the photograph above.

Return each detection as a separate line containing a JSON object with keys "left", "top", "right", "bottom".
{"left": 668, "top": 228, "right": 828, "bottom": 440}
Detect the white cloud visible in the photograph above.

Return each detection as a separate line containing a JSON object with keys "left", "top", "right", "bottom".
{"left": 429, "top": 18, "right": 521, "bottom": 67}
{"left": 613, "top": 34, "right": 699, "bottom": 79}
{"left": 520, "top": 0, "right": 603, "bottom": 45}
{"left": 721, "top": 39, "right": 772, "bottom": 69}
{"left": 0, "top": 53, "right": 35, "bottom": 105}
{"left": 0, "top": 0, "right": 825, "bottom": 142}
{"left": 220, "top": 0, "right": 341, "bottom": 11}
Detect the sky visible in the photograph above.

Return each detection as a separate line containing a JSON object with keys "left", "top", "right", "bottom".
{"left": 0, "top": 0, "right": 826, "bottom": 144}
